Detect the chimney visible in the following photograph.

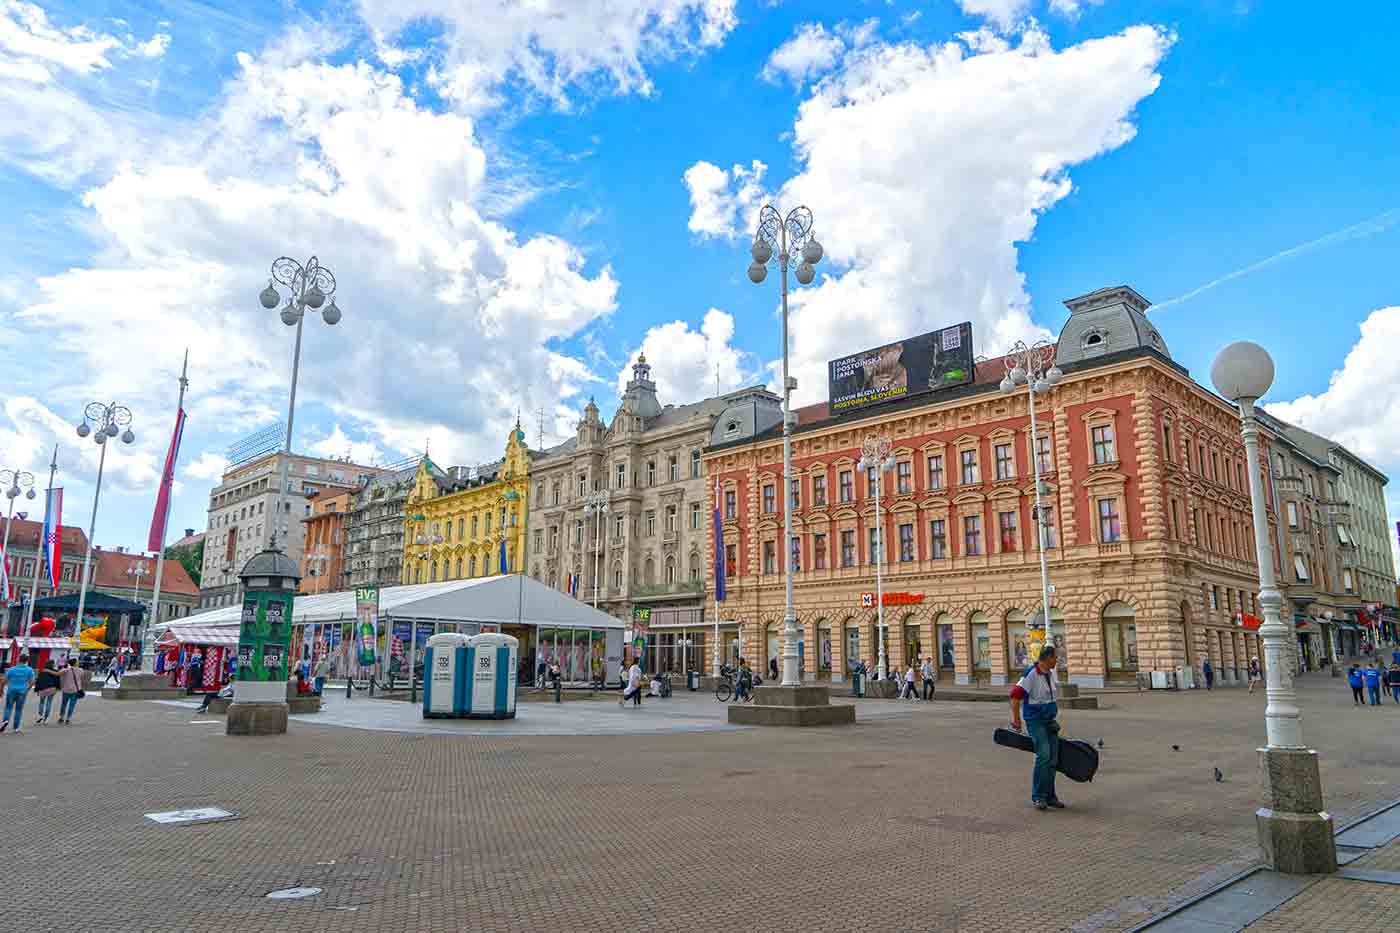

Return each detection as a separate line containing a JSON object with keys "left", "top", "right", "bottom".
{"left": 116, "top": 546, "right": 126, "bottom": 553}
{"left": 185, "top": 528, "right": 194, "bottom": 538}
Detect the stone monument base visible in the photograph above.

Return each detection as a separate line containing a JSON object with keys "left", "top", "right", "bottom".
{"left": 727, "top": 685, "right": 856, "bottom": 727}
{"left": 226, "top": 701, "right": 289, "bottom": 736}
{"left": 1256, "top": 747, "right": 1337, "bottom": 874}
{"left": 105, "top": 672, "right": 185, "bottom": 700}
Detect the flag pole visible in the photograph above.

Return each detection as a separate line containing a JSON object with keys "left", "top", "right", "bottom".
{"left": 144, "top": 351, "right": 190, "bottom": 671}
{"left": 23, "top": 446, "right": 59, "bottom": 645}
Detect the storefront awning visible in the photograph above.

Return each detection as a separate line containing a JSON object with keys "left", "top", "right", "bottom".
{"left": 7, "top": 636, "right": 77, "bottom": 649}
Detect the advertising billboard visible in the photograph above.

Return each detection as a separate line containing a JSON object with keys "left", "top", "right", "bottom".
{"left": 827, "top": 322, "right": 974, "bottom": 413}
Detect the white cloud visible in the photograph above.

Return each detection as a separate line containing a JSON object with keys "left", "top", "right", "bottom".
{"left": 683, "top": 159, "right": 767, "bottom": 238}
{"left": 0, "top": 1, "right": 170, "bottom": 79}
{"left": 1049, "top": 0, "right": 1106, "bottom": 18}
{"left": 1266, "top": 306, "right": 1400, "bottom": 581}
{"left": 957, "top": 0, "right": 1033, "bottom": 31}
{"left": 617, "top": 308, "right": 754, "bottom": 404}
{"left": 184, "top": 451, "right": 230, "bottom": 482}
{"left": 686, "top": 25, "right": 1172, "bottom": 407}
{"left": 357, "top": 0, "right": 738, "bottom": 109}
{"left": 134, "top": 33, "right": 170, "bottom": 59}
{"left": 762, "top": 23, "right": 845, "bottom": 87}
{"left": 304, "top": 425, "right": 386, "bottom": 466}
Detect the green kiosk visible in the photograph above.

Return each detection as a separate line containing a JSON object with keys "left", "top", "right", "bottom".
{"left": 226, "top": 547, "right": 301, "bottom": 736}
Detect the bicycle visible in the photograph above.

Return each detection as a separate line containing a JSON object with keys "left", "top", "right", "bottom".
{"left": 715, "top": 673, "right": 757, "bottom": 703}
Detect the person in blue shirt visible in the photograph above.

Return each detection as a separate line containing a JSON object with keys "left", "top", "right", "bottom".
{"left": 1363, "top": 663, "right": 1383, "bottom": 706}
{"left": 1348, "top": 665, "right": 1366, "bottom": 706}
{"left": 1, "top": 653, "right": 37, "bottom": 734}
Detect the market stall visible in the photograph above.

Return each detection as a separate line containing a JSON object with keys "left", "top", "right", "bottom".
{"left": 155, "top": 625, "right": 239, "bottom": 690}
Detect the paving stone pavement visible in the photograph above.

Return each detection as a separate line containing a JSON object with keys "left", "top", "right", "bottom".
{"left": 3, "top": 672, "right": 1398, "bottom": 932}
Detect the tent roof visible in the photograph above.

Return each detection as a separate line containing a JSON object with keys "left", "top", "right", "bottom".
{"left": 170, "top": 574, "right": 624, "bottom": 631}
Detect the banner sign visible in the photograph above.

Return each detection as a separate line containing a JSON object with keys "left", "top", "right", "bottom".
{"left": 828, "top": 322, "right": 974, "bottom": 413}
{"left": 354, "top": 585, "right": 379, "bottom": 666}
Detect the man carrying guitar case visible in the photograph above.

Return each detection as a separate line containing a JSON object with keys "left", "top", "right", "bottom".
{"left": 1001, "top": 644, "right": 1097, "bottom": 810}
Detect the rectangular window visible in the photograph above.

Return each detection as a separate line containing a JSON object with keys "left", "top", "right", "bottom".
{"left": 960, "top": 449, "right": 978, "bottom": 485}
{"left": 813, "top": 474, "right": 827, "bottom": 507}
{"left": 840, "top": 530, "right": 855, "bottom": 568}
{"left": 552, "top": 483, "right": 561, "bottom": 505}
{"left": 790, "top": 536, "right": 801, "bottom": 572}
{"left": 1097, "top": 498, "right": 1122, "bottom": 542}
{"left": 574, "top": 519, "right": 583, "bottom": 544}
{"left": 814, "top": 534, "right": 827, "bottom": 570}
{"left": 839, "top": 471, "right": 854, "bottom": 503}
{"left": 533, "top": 529, "right": 542, "bottom": 551}
{"left": 1040, "top": 507, "right": 1058, "bottom": 549}
{"left": 1209, "top": 586, "right": 1218, "bottom": 610}
{"left": 691, "top": 449, "right": 701, "bottom": 479}
{"left": 548, "top": 526, "right": 558, "bottom": 550}
{"left": 1091, "top": 425, "right": 1117, "bottom": 465}
{"left": 963, "top": 515, "right": 982, "bottom": 556}
{"left": 614, "top": 515, "right": 624, "bottom": 539}
{"left": 763, "top": 541, "right": 776, "bottom": 575}
{"left": 646, "top": 512, "right": 656, "bottom": 536}
{"left": 724, "top": 490, "right": 736, "bottom": 520}
{"left": 896, "top": 461, "right": 912, "bottom": 494}
{"left": 998, "top": 510, "right": 1018, "bottom": 552}
{"left": 725, "top": 544, "right": 737, "bottom": 578}
{"left": 1162, "top": 423, "right": 1172, "bottom": 462}
{"left": 898, "top": 523, "right": 914, "bottom": 562}
{"left": 994, "top": 443, "right": 1014, "bottom": 480}
{"left": 868, "top": 526, "right": 882, "bottom": 565}
{"left": 615, "top": 463, "right": 626, "bottom": 489}
{"left": 665, "top": 506, "right": 677, "bottom": 532}
{"left": 1344, "top": 569, "right": 1354, "bottom": 593}
{"left": 669, "top": 456, "right": 678, "bottom": 483}
{"left": 927, "top": 454, "right": 945, "bottom": 490}
{"left": 578, "top": 473, "right": 587, "bottom": 497}
{"left": 790, "top": 479, "right": 800, "bottom": 509}
{"left": 1211, "top": 452, "right": 1220, "bottom": 482}
{"left": 762, "top": 484, "right": 776, "bottom": 513}
{"left": 866, "top": 466, "right": 878, "bottom": 498}
{"left": 930, "top": 519, "right": 947, "bottom": 559}
{"left": 1035, "top": 436, "right": 1053, "bottom": 475}
{"left": 1169, "top": 499, "right": 1181, "bottom": 540}
{"left": 690, "top": 502, "right": 701, "bottom": 529}
{"left": 1293, "top": 554, "right": 1310, "bottom": 582}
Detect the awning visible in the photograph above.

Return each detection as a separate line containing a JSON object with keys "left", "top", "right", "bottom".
{"left": 8, "top": 637, "right": 77, "bottom": 649}
{"left": 157, "top": 626, "right": 239, "bottom": 648}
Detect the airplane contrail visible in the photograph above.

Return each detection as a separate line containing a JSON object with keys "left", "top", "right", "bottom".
{"left": 1153, "top": 207, "right": 1400, "bottom": 311}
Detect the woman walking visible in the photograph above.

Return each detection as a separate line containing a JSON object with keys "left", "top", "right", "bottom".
{"left": 1349, "top": 665, "right": 1365, "bottom": 706}
{"left": 58, "top": 657, "right": 84, "bottom": 724}
{"left": 34, "top": 660, "right": 61, "bottom": 725}
{"left": 1247, "top": 657, "right": 1262, "bottom": 694}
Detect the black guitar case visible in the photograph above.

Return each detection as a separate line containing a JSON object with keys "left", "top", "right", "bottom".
{"left": 993, "top": 727, "right": 1100, "bottom": 783}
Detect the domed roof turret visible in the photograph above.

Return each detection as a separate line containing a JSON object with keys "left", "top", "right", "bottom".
{"left": 1055, "top": 285, "right": 1169, "bottom": 367}
{"left": 239, "top": 547, "right": 301, "bottom": 583}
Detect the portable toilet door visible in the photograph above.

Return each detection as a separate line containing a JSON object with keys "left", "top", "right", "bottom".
{"left": 423, "top": 633, "right": 468, "bottom": 719}
{"left": 467, "top": 632, "right": 519, "bottom": 719}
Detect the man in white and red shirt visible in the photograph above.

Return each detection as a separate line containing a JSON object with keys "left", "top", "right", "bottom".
{"left": 1009, "top": 644, "right": 1063, "bottom": 811}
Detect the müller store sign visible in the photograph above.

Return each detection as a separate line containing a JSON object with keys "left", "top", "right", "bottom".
{"left": 861, "top": 592, "right": 924, "bottom": 607}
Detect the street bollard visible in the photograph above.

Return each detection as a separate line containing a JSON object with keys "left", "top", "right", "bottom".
{"left": 346, "top": 676, "right": 353, "bottom": 700}
{"left": 554, "top": 677, "right": 562, "bottom": 703}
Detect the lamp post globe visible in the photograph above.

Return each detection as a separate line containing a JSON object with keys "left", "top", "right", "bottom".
{"left": 802, "top": 238, "right": 823, "bottom": 265}
{"left": 747, "top": 262, "right": 767, "bottom": 284}
{"left": 794, "top": 262, "right": 815, "bottom": 285}
{"left": 259, "top": 281, "right": 281, "bottom": 309}
{"left": 121, "top": 429, "right": 135, "bottom": 445}
{"left": 1211, "top": 340, "right": 1275, "bottom": 402}
{"left": 751, "top": 239, "right": 773, "bottom": 264}
{"left": 280, "top": 306, "right": 300, "bottom": 326}
{"left": 76, "top": 422, "right": 90, "bottom": 438}
{"left": 322, "top": 299, "right": 341, "bottom": 325}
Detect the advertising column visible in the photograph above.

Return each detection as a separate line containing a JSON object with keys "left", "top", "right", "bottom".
{"left": 227, "top": 549, "right": 301, "bottom": 736}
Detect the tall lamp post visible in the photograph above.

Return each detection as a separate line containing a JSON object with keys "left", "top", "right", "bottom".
{"left": 125, "top": 558, "right": 151, "bottom": 654}
{"left": 1, "top": 469, "right": 37, "bottom": 604}
{"left": 857, "top": 436, "right": 895, "bottom": 679}
{"left": 1211, "top": 340, "right": 1336, "bottom": 875}
{"left": 72, "top": 403, "right": 136, "bottom": 657}
{"left": 257, "top": 256, "right": 342, "bottom": 552}
{"left": 583, "top": 491, "right": 609, "bottom": 609}
{"left": 747, "top": 204, "right": 823, "bottom": 687}
{"left": 999, "top": 340, "right": 1063, "bottom": 662}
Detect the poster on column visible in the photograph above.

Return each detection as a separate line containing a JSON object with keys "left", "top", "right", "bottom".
{"left": 390, "top": 621, "right": 410, "bottom": 678}
{"left": 354, "top": 585, "right": 379, "bottom": 666}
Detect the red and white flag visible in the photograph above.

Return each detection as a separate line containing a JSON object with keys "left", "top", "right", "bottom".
{"left": 1, "top": 549, "right": 10, "bottom": 601}
{"left": 148, "top": 406, "right": 186, "bottom": 552}
{"left": 41, "top": 487, "right": 63, "bottom": 588}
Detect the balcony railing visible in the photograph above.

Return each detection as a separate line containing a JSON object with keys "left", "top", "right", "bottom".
{"left": 632, "top": 580, "right": 704, "bottom": 600}
{"left": 1275, "top": 475, "right": 1305, "bottom": 494}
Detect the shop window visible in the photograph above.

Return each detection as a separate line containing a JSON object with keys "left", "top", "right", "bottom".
{"left": 1102, "top": 601, "right": 1138, "bottom": 674}
{"left": 971, "top": 612, "right": 990, "bottom": 673}
{"left": 936, "top": 616, "right": 955, "bottom": 670}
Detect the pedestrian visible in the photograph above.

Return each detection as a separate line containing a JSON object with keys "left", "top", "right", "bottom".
{"left": 1247, "top": 657, "right": 1262, "bottom": 694}
{"left": 57, "top": 657, "right": 83, "bottom": 724}
{"left": 901, "top": 661, "right": 918, "bottom": 700}
{"left": 619, "top": 657, "right": 642, "bottom": 707}
{"left": 1, "top": 653, "right": 37, "bottom": 734}
{"left": 1364, "top": 663, "right": 1383, "bottom": 706}
{"left": 313, "top": 653, "right": 330, "bottom": 695}
{"left": 1009, "top": 644, "right": 1064, "bottom": 811}
{"left": 34, "top": 660, "right": 61, "bottom": 725}
{"left": 1348, "top": 665, "right": 1365, "bottom": 705}
{"left": 1202, "top": 656, "right": 1214, "bottom": 691}
{"left": 186, "top": 651, "right": 204, "bottom": 696}
{"left": 736, "top": 658, "right": 753, "bottom": 700}
{"left": 769, "top": 656, "right": 779, "bottom": 682}
{"left": 921, "top": 655, "right": 936, "bottom": 701}
{"left": 1387, "top": 663, "right": 1400, "bottom": 705}
{"left": 536, "top": 657, "right": 548, "bottom": 689}
{"left": 617, "top": 658, "right": 627, "bottom": 693}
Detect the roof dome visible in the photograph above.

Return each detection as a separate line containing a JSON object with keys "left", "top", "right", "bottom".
{"left": 1055, "top": 285, "right": 1169, "bottom": 367}
{"left": 239, "top": 548, "right": 301, "bottom": 581}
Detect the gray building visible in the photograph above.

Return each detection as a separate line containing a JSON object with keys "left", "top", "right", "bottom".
{"left": 343, "top": 459, "right": 427, "bottom": 590}
{"left": 524, "top": 354, "right": 779, "bottom": 673}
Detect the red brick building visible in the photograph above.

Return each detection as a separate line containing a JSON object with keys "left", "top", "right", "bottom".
{"left": 704, "top": 287, "right": 1275, "bottom": 688}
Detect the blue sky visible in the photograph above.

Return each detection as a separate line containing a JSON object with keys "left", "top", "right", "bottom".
{"left": 1, "top": 0, "right": 1398, "bottom": 577}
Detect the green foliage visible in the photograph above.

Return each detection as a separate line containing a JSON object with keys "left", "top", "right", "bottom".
{"left": 165, "top": 538, "right": 204, "bottom": 586}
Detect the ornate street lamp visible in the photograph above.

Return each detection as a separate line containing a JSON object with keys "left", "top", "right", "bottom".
{"left": 857, "top": 436, "right": 895, "bottom": 679}
{"left": 747, "top": 205, "right": 823, "bottom": 687}
{"left": 999, "top": 339, "right": 1063, "bottom": 661}
{"left": 257, "top": 256, "right": 342, "bottom": 551}
{"left": 71, "top": 403, "right": 136, "bottom": 655}
{"left": 583, "top": 491, "right": 610, "bottom": 609}
{"left": 0, "top": 467, "right": 37, "bottom": 602}
{"left": 1211, "top": 340, "right": 1336, "bottom": 875}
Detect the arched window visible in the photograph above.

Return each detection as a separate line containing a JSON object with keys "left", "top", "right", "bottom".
{"left": 469, "top": 555, "right": 477, "bottom": 577}
{"left": 665, "top": 556, "right": 676, "bottom": 584}
{"left": 613, "top": 563, "right": 623, "bottom": 589}
{"left": 644, "top": 558, "right": 655, "bottom": 585}
{"left": 430, "top": 561, "right": 438, "bottom": 583}
{"left": 689, "top": 551, "right": 700, "bottom": 581}
{"left": 1103, "top": 600, "right": 1138, "bottom": 676}
{"left": 455, "top": 557, "right": 462, "bottom": 578}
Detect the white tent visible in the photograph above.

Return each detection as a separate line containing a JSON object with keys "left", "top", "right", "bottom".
{"left": 170, "top": 574, "right": 624, "bottom": 631}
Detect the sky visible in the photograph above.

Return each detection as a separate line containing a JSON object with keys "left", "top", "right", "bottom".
{"left": 1, "top": 0, "right": 1398, "bottom": 581}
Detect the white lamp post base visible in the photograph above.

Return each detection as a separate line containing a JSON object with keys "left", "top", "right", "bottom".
{"left": 1256, "top": 747, "right": 1337, "bottom": 874}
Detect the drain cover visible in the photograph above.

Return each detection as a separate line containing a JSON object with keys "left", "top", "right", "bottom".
{"left": 145, "top": 807, "right": 237, "bottom": 825}
{"left": 266, "top": 887, "right": 322, "bottom": 900}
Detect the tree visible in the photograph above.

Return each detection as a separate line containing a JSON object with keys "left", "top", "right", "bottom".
{"left": 166, "top": 538, "right": 204, "bottom": 587}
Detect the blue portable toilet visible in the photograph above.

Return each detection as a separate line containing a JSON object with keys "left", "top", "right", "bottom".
{"left": 465, "top": 632, "right": 519, "bottom": 719}
{"left": 423, "top": 633, "right": 469, "bottom": 719}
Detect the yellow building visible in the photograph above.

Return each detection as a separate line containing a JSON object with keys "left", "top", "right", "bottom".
{"left": 402, "top": 425, "right": 531, "bottom": 584}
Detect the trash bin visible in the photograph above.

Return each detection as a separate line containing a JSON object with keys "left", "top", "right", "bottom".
{"left": 687, "top": 670, "right": 699, "bottom": 692}
{"left": 465, "top": 632, "right": 519, "bottom": 719}
{"left": 851, "top": 671, "right": 865, "bottom": 698}
{"left": 423, "top": 633, "right": 468, "bottom": 719}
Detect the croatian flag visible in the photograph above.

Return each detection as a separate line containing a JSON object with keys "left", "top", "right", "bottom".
{"left": 148, "top": 405, "right": 186, "bottom": 552}
{"left": 567, "top": 572, "right": 578, "bottom": 597}
{"left": 41, "top": 487, "right": 63, "bottom": 588}
{"left": 713, "top": 477, "right": 726, "bottom": 603}
{"left": 1, "top": 548, "right": 10, "bottom": 601}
